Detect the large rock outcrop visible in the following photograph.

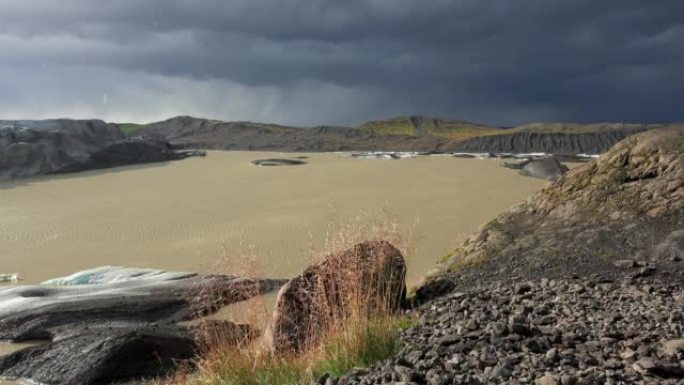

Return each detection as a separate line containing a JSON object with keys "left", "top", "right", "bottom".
{"left": 267, "top": 241, "right": 407, "bottom": 355}
{"left": 0, "top": 267, "right": 287, "bottom": 384}
{"left": 419, "top": 127, "right": 684, "bottom": 300}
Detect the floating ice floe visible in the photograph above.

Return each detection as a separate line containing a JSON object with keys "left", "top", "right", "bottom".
{"left": 452, "top": 152, "right": 599, "bottom": 161}
{"left": 342, "top": 151, "right": 599, "bottom": 161}
{"left": 0, "top": 274, "right": 18, "bottom": 283}
{"left": 347, "top": 151, "right": 420, "bottom": 159}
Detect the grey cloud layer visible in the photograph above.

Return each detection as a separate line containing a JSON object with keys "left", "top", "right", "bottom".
{"left": 0, "top": 0, "right": 682, "bottom": 125}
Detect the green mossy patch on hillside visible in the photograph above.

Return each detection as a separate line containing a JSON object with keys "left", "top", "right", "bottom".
{"left": 117, "top": 123, "right": 143, "bottom": 135}
{"left": 359, "top": 119, "right": 417, "bottom": 136}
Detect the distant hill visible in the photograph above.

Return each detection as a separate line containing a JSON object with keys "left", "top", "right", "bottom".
{"left": 357, "top": 116, "right": 499, "bottom": 140}
{"left": 133, "top": 115, "right": 680, "bottom": 154}
{"left": 1, "top": 115, "right": 679, "bottom": 181}
{"left": 508, "top": 122, "right": 670, "bottom": 134}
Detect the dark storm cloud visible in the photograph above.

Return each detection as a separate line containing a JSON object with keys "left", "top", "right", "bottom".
{"left": 0, "top": 0, "right": 682, "bottom": 125}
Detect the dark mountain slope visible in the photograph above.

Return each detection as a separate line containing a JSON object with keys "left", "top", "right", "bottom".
{"left": 138, "top": 116, "right": 451, "bottom": 152}
{"left": 0, "top": 119, "right": 195, "bottom": 181}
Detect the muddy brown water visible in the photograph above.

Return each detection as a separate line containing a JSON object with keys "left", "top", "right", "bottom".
{"left": 0, "top": 151, "right": 545, "bottom": 286}
{"left": 0, "top": 151, "right": 546, "bottom": 382}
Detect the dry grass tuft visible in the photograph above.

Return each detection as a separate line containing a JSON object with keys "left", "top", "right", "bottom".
{"left": 155, "top": 213, "right": 415, "bottom": 385}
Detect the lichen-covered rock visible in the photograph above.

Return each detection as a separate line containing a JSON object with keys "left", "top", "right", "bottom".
{"left": 267, "top": 241, "right": 407, "bottom": 355}
{"left": 427, "top": 128, "right": 684, "bottom": 292}
{"left": 528, "top": 127, "right": 684, "bottom": 219}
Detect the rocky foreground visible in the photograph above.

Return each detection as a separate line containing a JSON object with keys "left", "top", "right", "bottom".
{"left": 334, "top": 274, "right": 684, "bottom": 385}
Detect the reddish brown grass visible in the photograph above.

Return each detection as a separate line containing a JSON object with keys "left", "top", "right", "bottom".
{"left": 155, "top": 212, "right": 415, "bottom": 385}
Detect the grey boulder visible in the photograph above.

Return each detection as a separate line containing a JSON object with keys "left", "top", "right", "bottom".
{"left": 519, "top": 157, "right": 569, "bottom": 181}
{"left": 267, "top": 241, "right": 407, "bottom": 355}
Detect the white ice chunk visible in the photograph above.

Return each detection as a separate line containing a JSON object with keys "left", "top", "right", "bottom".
{"left": 0, "top": 273, "right": 18, "bottom": 283}
{"left": 41, "top": 266, "right": 196, "bottom": 286}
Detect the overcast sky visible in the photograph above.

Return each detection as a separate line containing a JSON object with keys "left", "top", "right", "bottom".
{"left": 0, "top": 1, "right": 682, "bottom": 126}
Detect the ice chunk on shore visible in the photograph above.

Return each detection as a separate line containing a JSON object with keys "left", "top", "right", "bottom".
{"left": 0, "top": 267, "right": 211, "bottom": 320}
{"left": 41, "top": 266, "right": 196, "bottom": 286}
{"left": 0, "top": 274, "right": 17, "bottom": 283}
{"left": 0, "top": 266, "right": 287, "bottom": 343}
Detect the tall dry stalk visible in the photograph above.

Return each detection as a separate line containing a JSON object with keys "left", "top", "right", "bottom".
{"left": 269, "top": 210, "right": 413, "bottom": 357}
{"left": 314, "top": 209, "right": 416, "bottom": 264}
{"left": 160, "top": 212, "right": 414, "bottom": 385}
{"left": 192, "top": 246, "right": 270, "bottom": 355}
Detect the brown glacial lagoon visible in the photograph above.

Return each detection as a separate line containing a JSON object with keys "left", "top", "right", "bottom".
{"left": 0, "top": 151, "right": 545, "bottom": 287}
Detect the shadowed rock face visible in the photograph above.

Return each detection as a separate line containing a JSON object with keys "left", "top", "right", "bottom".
{"left": 0, "top": 322, "right": 255, "bottom": 385}
{"left": 53, "top": 140, "right": 191, "bottom": 174}
{"left": 0, "top": 325, "right": 197, "bottom": 385}
{"left": 0, "top": 267, "right": 288, "bottom": 384}
{"left": 0, "top": 119, "right": 120, "bottom": 180}
{"left": 0, "top": 120, "right": 202, "bottom": 181}
{"left": 418, "top": 127, "right": 684, "bottom": 301}
{"left": 267, "top": 241, "right": 407, "bottom": 355}
{"left": 450, "top": 130, "right": 648, "bottom": 155}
